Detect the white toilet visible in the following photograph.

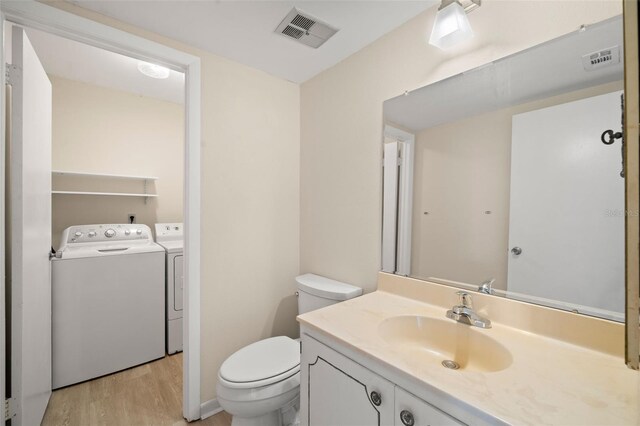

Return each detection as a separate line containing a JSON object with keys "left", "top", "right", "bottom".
{"left": 216, "top": 273, "right": 363, "bottom": 426}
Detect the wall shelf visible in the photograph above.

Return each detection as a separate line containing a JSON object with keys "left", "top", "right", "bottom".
{"left": 52, "top": 170, "right": 159, "bottom": 181}
{"left": 52, "top": 170, "right": 158, "bottom": 202}
{"left": 52, "top": 191, "right": 159, "bottom": 198}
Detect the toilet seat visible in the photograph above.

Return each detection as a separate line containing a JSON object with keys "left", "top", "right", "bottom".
{"left": 219, "top": 336, "right": 300, "bottom": 389}
{"left": 217, "top": 371, "right": 300, "bottom": 403}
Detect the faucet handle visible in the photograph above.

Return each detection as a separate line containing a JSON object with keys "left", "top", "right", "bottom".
{"left": 478, "top": 277, "right": 496, "bottom": 294}
{"left": 456, "top": 291, "right": 473, "bottom": 308}
{"left": 482, "top": 277, "right": 496, "bottom": 286}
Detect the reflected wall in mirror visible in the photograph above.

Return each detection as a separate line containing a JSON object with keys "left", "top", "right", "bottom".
{"left": 382, "top": 16, "right": 625, "bottom": 322}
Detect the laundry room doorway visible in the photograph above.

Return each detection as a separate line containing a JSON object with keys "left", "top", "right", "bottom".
{"left": 0, "top": 2, "right": 202, "bottom": 424}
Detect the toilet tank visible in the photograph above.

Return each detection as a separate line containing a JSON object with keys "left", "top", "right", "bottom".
{"left": 296, "top": 273, "right": 363, "bottom": 315}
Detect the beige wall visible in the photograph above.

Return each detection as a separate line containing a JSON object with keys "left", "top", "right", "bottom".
{"left": 51, "top": 76, "right": 184, "bottom": 248}
{"left": 411, "top": 81, "right": 623, "bottom": 291}
{"left": 412, "top": 109, "right": 510, "bottom": 290}
{"left": 300, "top": 0, "right": 622, "bottom": 294}
{"left": 46, "top": 1, "right": 300, "bottom": 403}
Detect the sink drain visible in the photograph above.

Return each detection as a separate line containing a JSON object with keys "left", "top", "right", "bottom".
{"left": 441, "top": 360, "right": 460, "bottom": 370}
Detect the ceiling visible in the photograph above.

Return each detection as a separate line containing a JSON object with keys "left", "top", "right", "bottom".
{"left": 26, "top": 27, "right": 185, "bottom": 104}
{"left": 384, "top": 16, "right": 624, "bottom": 132}
{"left": 68, "top": 0, "right": 436, "bottom": 83}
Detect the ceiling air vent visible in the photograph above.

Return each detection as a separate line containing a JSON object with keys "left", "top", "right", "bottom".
{"left": 582, "top": 46, "right": 620, "bottom": 71}
{"left": 275, "top": 8, "right": 338, "bottom": 48}
{"left": 282, "top": 25, "right": 304, "bottom": 39}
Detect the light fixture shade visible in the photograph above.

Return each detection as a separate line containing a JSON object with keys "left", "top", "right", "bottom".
{"left": 137, "top": 61, "right": 170, "bottom": 79}
{"left": 429, "top": 1, "right": 474, "bottom": 50}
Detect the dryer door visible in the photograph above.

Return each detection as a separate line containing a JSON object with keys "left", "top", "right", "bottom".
{"left": 174, "top": 255, "right": 184, "bottom": 311}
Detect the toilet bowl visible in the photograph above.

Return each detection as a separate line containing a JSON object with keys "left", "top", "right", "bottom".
{"left": 217, "top": 336, "right": 300, "bottom": 426}
{"left": 216, "top": 274, "right": 362, "bottom": 426}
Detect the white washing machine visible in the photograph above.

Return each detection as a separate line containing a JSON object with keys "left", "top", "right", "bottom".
{"left": 51, "top": 224, "right": 165, "bottom": 389}
{"left": 155, "top": 223, "right": 183, "bottom": 354}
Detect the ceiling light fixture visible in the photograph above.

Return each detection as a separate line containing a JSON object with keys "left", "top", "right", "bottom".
{"left": 429, "top": 0, "right": 481, "bottom": 50}
{"left": 137, "top": 61, "right": 170, "bottom": 79}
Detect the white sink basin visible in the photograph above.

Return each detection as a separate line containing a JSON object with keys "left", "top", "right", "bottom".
{"left": 378, "top": 315, "right": 512, "bottom": 373}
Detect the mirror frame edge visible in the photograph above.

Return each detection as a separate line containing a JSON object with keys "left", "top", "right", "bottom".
{"left": 623, "top": 0, "right": 640, "bottom": 370}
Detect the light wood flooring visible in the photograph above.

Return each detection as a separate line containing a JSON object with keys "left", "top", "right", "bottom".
{"left": 42, "top": 353, "right": 232, "bottom": 426}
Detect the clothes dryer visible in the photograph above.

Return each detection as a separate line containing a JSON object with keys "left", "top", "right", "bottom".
{"left": 155, "top": 223, "right": 184, "bottom": 354}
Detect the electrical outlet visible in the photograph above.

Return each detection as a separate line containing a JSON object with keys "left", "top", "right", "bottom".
{"left": 128, "top": 214, "right": 136, "bottom": 224}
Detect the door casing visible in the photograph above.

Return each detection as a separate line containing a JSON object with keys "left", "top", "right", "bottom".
{"left": 0, "top": 1, "right": 203, "bottom": 420}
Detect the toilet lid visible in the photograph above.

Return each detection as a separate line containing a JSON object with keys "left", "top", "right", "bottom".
{"left": 220, "top": 336, "right": 300, "bottom": 385}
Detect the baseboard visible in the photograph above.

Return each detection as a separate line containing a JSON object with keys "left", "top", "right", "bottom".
{"left": 200, "top": 398, "right": 223, "bottom": 420}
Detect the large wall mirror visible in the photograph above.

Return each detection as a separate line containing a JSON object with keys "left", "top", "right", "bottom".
{"left": 382, "top": 16, "right": 628, "bottom": 323}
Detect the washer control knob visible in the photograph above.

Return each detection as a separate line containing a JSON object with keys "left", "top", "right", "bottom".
{"left": 74, "top": 231, "right": 82, "bottom": 237}
{"left": 136, "top": 229, "right": 142, "bottom": 235}
{"left": 400, "top": 410, "right": 415, "bottom": 426}
{"left": 88, "top": 231, "right": 96, "bottom": 238}
{"left": 370, "top": 391, "right": 382, "bottom": 406}
{"left": 104, "top": 229, "right": 116, "bottom": 238}
{"left": 124, "top": 229, "right": 131, "bottom": 236}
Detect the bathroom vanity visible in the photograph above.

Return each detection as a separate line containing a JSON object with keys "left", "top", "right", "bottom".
{"left": 297, "top": 273, "right": 640, "bottom": 426}
{"left": 301, "top": 333, "right": 468, "bottom": 426}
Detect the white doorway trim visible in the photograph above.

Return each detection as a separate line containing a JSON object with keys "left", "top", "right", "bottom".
{"left": 383, "top": 125, "right": 415, "bottom": 276}
{"left": 381, "top": 140, "right": 400, "bottom": 274}
{"left": 0, "top": 1, "right": 202, "bottom": 421}
{"left": 0, "top": 10, "right": 7, "bottom": 424}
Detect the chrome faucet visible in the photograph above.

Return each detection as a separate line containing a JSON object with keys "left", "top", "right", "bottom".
{"left": 478, "top": 277, "right": 495, "bottom": 295}
{"left": 446, "top": 291, "right": 492, "bottom": 328}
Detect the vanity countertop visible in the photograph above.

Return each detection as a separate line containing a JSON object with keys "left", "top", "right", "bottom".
{"left": 297, "top": 274, "right": 640, "bottom": 425}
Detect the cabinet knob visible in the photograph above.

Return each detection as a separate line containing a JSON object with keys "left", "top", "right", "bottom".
{"left": 400, "top": 410, "right": 415, "bottom": 426}
{"left": 370, "top": 391, "right": 382, "bottom": 406}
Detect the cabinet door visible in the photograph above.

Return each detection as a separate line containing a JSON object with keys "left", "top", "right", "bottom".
{"left": 395, "top": 387, "right": 464, "bottom": 426}
{"left": 301, "top": 335, "right": 395, "bottom": 426}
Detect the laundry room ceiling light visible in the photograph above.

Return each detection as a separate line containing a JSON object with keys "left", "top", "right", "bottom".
{"left": 429, "top": 0, "right": 480, "bottom": 50}
{"left": 137, "top": 61, "right": 170, "bottom": 79}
